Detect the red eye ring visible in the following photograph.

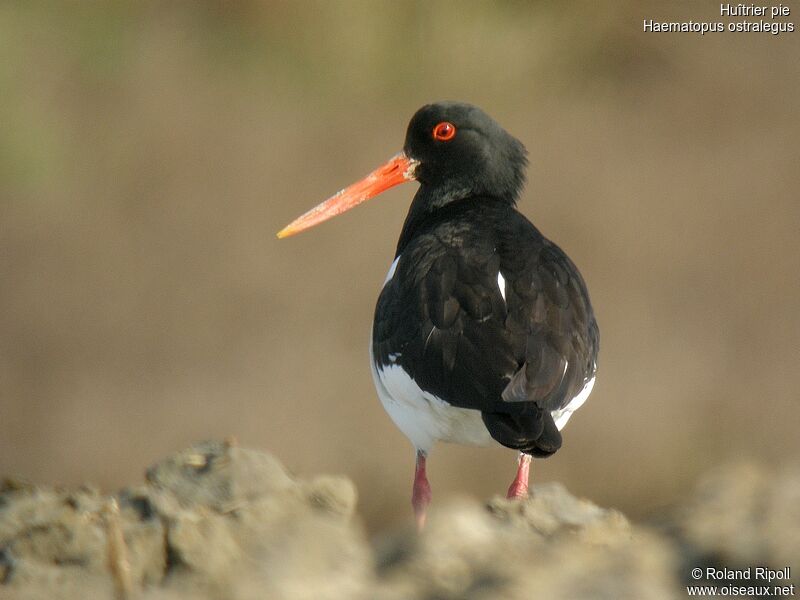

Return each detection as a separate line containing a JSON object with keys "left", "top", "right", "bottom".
{"left": 432, "top": 121, "right": 456, "bottom": 141}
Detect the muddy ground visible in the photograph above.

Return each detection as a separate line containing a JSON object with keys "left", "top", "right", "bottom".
{"left": 1, "top": 441, "right": 797, "bottom": 600}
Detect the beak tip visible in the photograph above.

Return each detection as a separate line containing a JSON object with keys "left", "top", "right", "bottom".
{"left": 276, "top": 224, "right": 295, "bottom": 239}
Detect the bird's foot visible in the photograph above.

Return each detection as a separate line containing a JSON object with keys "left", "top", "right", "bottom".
{"left": 412, "top": 450, "right": 432, "bottom": 530}
{"left": 506, "top": 453, "right": 532, "bottom": 500}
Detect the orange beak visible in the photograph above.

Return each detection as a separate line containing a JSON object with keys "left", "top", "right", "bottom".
{"left": 277, "top": 153, "right": 419, "bottom": 239}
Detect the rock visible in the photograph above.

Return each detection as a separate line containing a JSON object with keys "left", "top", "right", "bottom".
{"left": 0, "top": 441, "right": 367, "bottom": 600}
{"left": 487, "top": 481, "right": 629, "bottom": 537}
{"left": 374, "top": 485, "right": 678, "bottom": 600}
{"left": 672, "top": 461, "right": 800, "bottom": 575}
{"left": 144, "top": 440, "right": 296, "bottom": 512}
{"left": 1, "top": 443, "right": 797, "bottom": 599}
{"left": 0, "top": 482, "right": 120, "bottom": 598}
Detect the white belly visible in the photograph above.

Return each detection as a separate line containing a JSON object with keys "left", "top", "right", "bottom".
{"left": 369, "top": 352, "right": 495, "bottom": 453}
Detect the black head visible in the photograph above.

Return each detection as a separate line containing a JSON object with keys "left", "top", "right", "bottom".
{"left": 403, "top": 102, "right": 528, "bottom": 208}
{"left": 277, "top": 101, "right": 528, "bottom": 241}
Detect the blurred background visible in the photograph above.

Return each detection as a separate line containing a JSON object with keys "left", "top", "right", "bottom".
{"left": 1, "top": 1, "right": 798, "bottom": 535}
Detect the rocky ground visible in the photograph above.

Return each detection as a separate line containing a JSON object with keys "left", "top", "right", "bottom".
{"left": 1, "top": 441, "right": 797, "bottom": 600}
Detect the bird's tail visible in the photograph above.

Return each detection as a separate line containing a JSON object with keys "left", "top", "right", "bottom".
{"left": 481, "top": 409, "right": 562, "bottom": 457}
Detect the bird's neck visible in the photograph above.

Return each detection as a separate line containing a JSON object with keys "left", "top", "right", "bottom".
{"left": 394, "top": 187, "right": 515, "bottom": 257}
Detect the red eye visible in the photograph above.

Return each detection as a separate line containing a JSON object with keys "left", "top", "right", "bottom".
{"left": 432, "top": 121, "right": 456, "bottom": 141}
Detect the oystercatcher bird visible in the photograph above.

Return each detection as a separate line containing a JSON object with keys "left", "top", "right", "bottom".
{"left": 278, "top": 102, "right": 598, "bottom": 528}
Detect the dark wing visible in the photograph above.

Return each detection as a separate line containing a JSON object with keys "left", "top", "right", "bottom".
{"left": 500, "top": 240, "right": 598, "bottom": 410}
{"left": 484, "top": 226, "right": 599, "bottom": 456}
{"left": 372, "top": 228, "right": 517, "bottom": 409}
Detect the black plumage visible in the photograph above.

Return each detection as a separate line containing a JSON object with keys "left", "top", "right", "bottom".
{"left": 372, "top": 203, "right": 597, "bottom": 455}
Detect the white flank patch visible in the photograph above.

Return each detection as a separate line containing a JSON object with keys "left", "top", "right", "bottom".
{"left": 497, "top": 272, "right": 506, "bottom": 301}
{"left": 551, "top": 376, "right": 595, "bottom": 431}
{"left": 383, "top": 256, "right": 400, "bottom": 286}
{"left": 369, "top": 340, "right": 495, "bottom": 452}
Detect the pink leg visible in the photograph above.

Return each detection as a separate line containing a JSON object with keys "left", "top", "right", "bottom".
{"left": 506, "top": 452, "right": 532, "bottom": 499}
{"left": 412, "top": 450, "right": 432, "bottom": 530}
